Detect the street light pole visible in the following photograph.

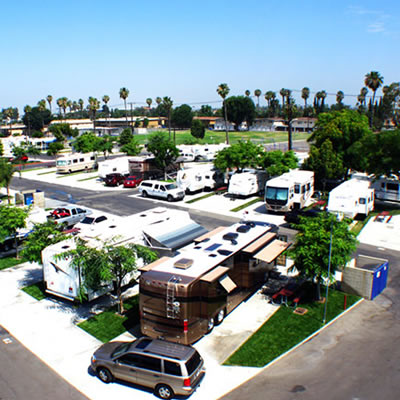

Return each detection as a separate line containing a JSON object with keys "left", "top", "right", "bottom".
{"left": 322, "top": 219, "right": 334, "bottom": 325}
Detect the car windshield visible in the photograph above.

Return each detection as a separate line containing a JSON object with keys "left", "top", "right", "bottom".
{"left": 80, "top": 217, "right": 94, "bottom": 224}
{"left": 266, "top": 187, "right": 288, "bottom": 201}
{"left": 111, "top": 342, "right": 133, "bottom": 358}
{"left": 165, "top": 183, "right": 178, "bottom": 190}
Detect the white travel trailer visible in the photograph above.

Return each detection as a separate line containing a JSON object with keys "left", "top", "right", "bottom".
{"left": 56, "top": 153, "right": 97, "bottom": 174}
{"left": 192, "top": 144, "right": 229, "bottom": 161}
{"left": 98, "top": 156, "right": 130, "bottom": 179}
{"left": 371, "top": 175, "right": 400, "bottom": 202}
{"left": 228, "top": 169, "right": 268, "bottom": 197}
{"left": 42, "top": 208, "right": 207, "bottom": 301}
{"left": 327, "top": 179, "right": 375, "bottom": 219}
{"left": 264, "top": 170, "right": 314, "bottom": 212}
{"left": 176, "top": 164, "right": 224, "bottom": 193}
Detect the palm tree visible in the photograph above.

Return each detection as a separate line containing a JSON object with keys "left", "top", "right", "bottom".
{"left": 78, "top": 98, "right": 84, "bottom": 118}
{"left": 320, "top": 90, "right": 327, "bottom": 109}
{"left": 23, "top": 105, "right": 32, "bottom": 137}
{"left": 37, "top": 99, "right": 46, "bottom": 112}
{"left": 119, "top": 87, "right": 130, "bottom": 128}
{"left": 365, "top": 71, "right": 384, "bottom": 127}
{"left": 336, "top": 90, "right": 344, "bottom": 106}
{"left": 56, "top": 97, "right": 68, "bottom": 118}
{"left": 102, "top": 95, "right": 110, "bottom": 124}
{"left": 280, "top": 88, "right": 287, "bottom": 109}
{"left": 301, "top": 87, "right": 310, "bottom": 109}
{"left": 216, "top": 83, "right": 230, "bottom": 144}
{"left": 155, "top": 97, "right": 162, "bottom": 106}
{"left": 254, "top": 89, "right": 262, "bottom": 108}
{"left": 146, "top": 98, "right": 152, "bottom": 110}
{"left": 162, "top": 96, "right": 173, "bottom": 139}
{"left": 88, "top": 97, "right": 100, "bottom": 132}
{"left": 245, "top": 90, "right": 250, "bottom": 97}
{"left": 4, "top": 107, "right": 14, "bottom": 135}
{"left": 46, "top": 95, "right": 53, "bottom": 113}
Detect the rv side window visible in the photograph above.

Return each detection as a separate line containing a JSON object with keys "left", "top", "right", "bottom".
{"left": 307, "top": 183, "right": 311, "bottom": 191}
{"left": 387, "top": 183, "right": 399, "bottom": 191}
{"left": 163, "top": 360, "right": 182, "bottom": 376}
{"left": 301, "top": 185, "right": 306, "bottom": 194}
{"left": 90, "top": 156, "right": 95, "bottom": 161}
{"left": 79, "top": 158, "right": 84, "bottom": 162}
{"left": 359, "top": 198, "right": 366, "bottom": 204}
{"left": 381, "top": 183, "right": 385, "bottom": 189}
{"left": 294, "top": 185, "right": 300, "bottom": 194}
{"left": 73, "top": 159, "right": 78, "bottom": 164}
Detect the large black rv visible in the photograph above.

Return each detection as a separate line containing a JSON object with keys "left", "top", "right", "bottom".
{"left": 139, "top": 221, "right": 290, "bottom": 345}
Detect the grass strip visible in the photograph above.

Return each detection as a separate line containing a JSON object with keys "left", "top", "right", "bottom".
{"left": 22, "top": 281, "right": 47, "bottom": 301}
{"left": 78, "top": 175, "right": 99, "bottom": 182}
{"left": 0, "top": 257, "right": 26, "bottom": 271}
{"left": 224, "top": 288, "right": 360, "bottom": 367}
{"left": 38, "top": 170, "right": 57, "bottom": 175}
{"left": 78, "top": 295, "right": 140, "bottom": 343}
{"left": 230, "top": 197, "right": 263, "bottom": 212}
{"left": 185, "top": 192, "right": 215, "bottom": 204}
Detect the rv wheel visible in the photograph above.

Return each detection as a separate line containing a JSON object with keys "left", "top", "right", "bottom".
{"left": 97, "top": 367, "right": 113, "bottom": 383}
{"left": 207, "top": 317, "right": 215, "bottom": 333}
{"left": 215, "top": 309, "right": 225, "bottom": 325}
{"left": 155, "top": 384, "right": 174, "bottom": 399}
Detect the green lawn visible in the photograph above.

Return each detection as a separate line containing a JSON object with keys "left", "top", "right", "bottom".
{"left": 224, "top": 287, "right": 360, "bottom": 367}
{"left": 230, "top": 197, "right": 263, "bottom": 212}
{"left": 78, "top": 295, "right": 140, "bottom": 343}
{"left": 185, "top": 192, "right": 215, "bottom": 204}
{"left": 0, "top": 256, "right": 26, "bottom": 271}
{"left": 22, "top": 281, "right": 47, "bottom": 301}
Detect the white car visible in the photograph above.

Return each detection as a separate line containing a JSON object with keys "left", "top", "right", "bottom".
{"left": 138, "top": 180, "right": 185, "bottom": 202}
{"left": 74, "top": 214, "right": 110, "bottom": 235}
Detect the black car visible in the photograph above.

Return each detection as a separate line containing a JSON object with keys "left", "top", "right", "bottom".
{"left": 104, "top": 173, "right": 126, "bottom": 187}
{"left": 284, "top": 208, "right": 322, "bottom": 225}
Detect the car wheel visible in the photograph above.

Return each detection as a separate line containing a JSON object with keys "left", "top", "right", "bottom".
{"left": 167, "top": 195, "right": 173, "bottom": 202}
{"left": 142, "top": 191, "right": 148, "bottom": 198}
{"left": 207, "top": 317, "right": 214, "bottom": 333}
{"left": 155, "top": 384, "right": 174, "bottom": 400}
{"left": 215, "top": 309, "right": 225, "bottom": 325}
{"left": 97, "top": 367, "right": 113, "bottom": 383}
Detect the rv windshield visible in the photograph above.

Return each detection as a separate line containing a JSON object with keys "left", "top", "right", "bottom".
{"left": 56, "top": 160, "right": 68, "bottom": 166}
{"left": 80, "top": 217, "right": 94, "bottom": 224}
{"left": 266, "top": 187, "right": 288, "bottom": 202}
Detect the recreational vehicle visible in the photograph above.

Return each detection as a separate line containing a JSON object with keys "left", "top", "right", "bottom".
{"left": 98, "top": 156, "right": 130, "bottom": 179}
{"left": 128, "top": 155, "right": 180, "bottom": 180}
{"left": 371, "top": 175, "right": 400, "bottom": 202}
{"left": 56, "top": 153, "right": 97, "bottom": 174}
{"left": 139, "top": 221, "right": 290, "bottom": 344}
{"left": 264, "top": 170, "right": 314, "bottom": 212}
{"left": 327, "top": 178, "right": 374, "bottom": 219}
{"left": 176, "top": 165, "right": 224, "bottom": 193}
{"left": 42, "top": 208, "right": 207, "bottom": 301}
{"left": 228, "top": 169, "right": 268, "bottom": 197}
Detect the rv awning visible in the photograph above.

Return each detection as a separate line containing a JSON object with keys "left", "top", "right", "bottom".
{"left": 200, "top": 266, "right": 229, "bottom": 283}
{"left": 242, "top": 232, "right": 276, "bottom": 253}
{"left": 253, "top": 240, "right": 291, "bottom": 264}
{"left": 219, "top": 275, "right": 237, "bottom": 293}
{"left": 194, "top": 226, "right": 226, "bottom": 243}
{"left": 143, "top": 221, "right": 208, "bottom": 250}
{"left": 139, "top": 256, "right": 171, "bottom": 272}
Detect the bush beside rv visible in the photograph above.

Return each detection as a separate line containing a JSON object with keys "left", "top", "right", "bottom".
{"left": 56, "top": 153, "right": 97, "bottom": 174}
{"left": 327, "top": 178, "right": 374, "bottom": 219}
{"left": 264, "top": 170, "right": 314, "bottom": 212}
{"left": 228, "top": 169, "right": 268, "bottom": 197}
{"left": 139, "top": 221, "right": 291, "bottom": 345}
{"left": 176, "top": 165, "right": 224, "bottom": 193}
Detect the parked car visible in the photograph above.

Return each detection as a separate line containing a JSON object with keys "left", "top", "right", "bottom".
{"left": 47, "top": 206, "right": 92, "bottom": 228}
{"left": 123, "top": 175, "right": 143, "bottom": 188}
{"left": 91, "top": 336, "right": 205, "bottom": 399}
{"left": 74, "top": 214, "right": 109, "bottom": 233}
{"left": 104, "top": 173, "right": 127, "bottom": 187}
{"left": 284, "top": 208, "right": 323, "bottom": 225}
{"left": 8, "top": 155, "right": 28, "bottom": 163}
{"left": 138, "top": 180, "right": 185, "bottom": 202}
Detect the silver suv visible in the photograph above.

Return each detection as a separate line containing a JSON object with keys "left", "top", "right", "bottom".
{"left": 138, "top": 180, "right": 185, "bottom": 202}
{"left": 91, "top": 337, "right": 205, "bottom": 399}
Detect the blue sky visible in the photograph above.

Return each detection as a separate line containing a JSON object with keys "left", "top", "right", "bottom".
{"left": 1, "top": 0, "right": 399, "bottom": 113}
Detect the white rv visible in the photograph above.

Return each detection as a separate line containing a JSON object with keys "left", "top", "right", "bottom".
{"left": 176, "top": 164, "right": 224, "bottom": 193}
{"left": 228, "top": 169, "right": 268, "bottom": 197}
{"left": 371, "top": 175, "right": 400, "bottom": 202}
{"left": 56, "top": 153, "right": 97, "bottom": 174}
{"left": 192, "top": 144, "right": 229, "bottom": 161}
{"left": 98, "top": 156, "right": 131, "bottom": 179}
{"left": 42, "top": 208, "right": 207, "bottom": 301}
{"left": 264, "top": 170, "right": 314, "bottom": 212}
{"left": 327, "top": 179, "right": 375, "bottom": 219}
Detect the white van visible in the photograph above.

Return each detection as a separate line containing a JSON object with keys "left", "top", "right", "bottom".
{"left": 138, "top": 180, "right": 185, "bottom": 202}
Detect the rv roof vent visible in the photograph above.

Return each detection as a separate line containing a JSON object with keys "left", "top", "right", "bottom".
{"left": 218, "top": 249, "right": 232, "bottom": 256}
{"left": 109, "top": 225, "right": 117, "bottom": 228}
{"left": 61, "top": 245, "right": 70, "bottom": 249}
{"left": 223, "top": 232, "right": 238, "bottom": 241}
{"left": 208, "top": 254, "right": 217, "bottom": 258}
{"left": 201, "top": 238, "right": 210, "bottom": 243}
{"left": 194, "top": 246, "right": 202, "bottom": 249}
{"left": 245, "top": 221, "right": 256, "bottom": 228}
{"left": 174, "top": 258, "right": 194, "bottom": 270}
{"left": 236, "top": 224, "right": 251, "bottom": 233}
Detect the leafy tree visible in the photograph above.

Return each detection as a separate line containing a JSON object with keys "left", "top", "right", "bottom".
{"left": 308, "top": 109, "right": 372, "bottom": 178}
{"left": 20, "top": 220, "right": 67, "bottom": 263}
{"left": 22, "top": 106, "right": 52, "bottom": 132}
{"left": 143, "top": 118, "right": 149, "bottom": 128}
{"left": 49, "top": 123, "right": 79, "bottom": 143}
{"left": 214, "top": 141, "right": 264, "bottom": 172}
{"left": 119, "top": 87, "right": 130, "bottom": 128}
{"left": 121, "top": 138, "right": 141, "bottom": 156}
{"left": 217, "top": 83, "right": 230, "bottom": 144}
{"left": 0, "top": 140, "right": 3, "bottom": 156}
{"left": 198, "top": 104, "right": 213, "bottom": 117}
{"left": 119, "top": 128, "right": 133, "bottom": 146}
{"left": 97, "top": 135, "right": 114, "bottom": 158}
{"left": 261, "top": 150, "right": 298, "bottom": 177}
{"left": 288, "top": 212, "right": 358, "bottom": 301}
{"left": 225, "top": 96, "right": 256, "bottom": 131}
{"left": 146, "top": 132, "right": 179, "bottom": 179}
{"left": 0, "top": 205, "right": 29, "bottom": 258}
{"left": 190, "top": 119, "right": 205, "bottom": 139}
{"left": 0, "top": 159, "right": 16, "bottom": 204}
{"left": 47, "top": 141, "right": 64, "bottom": 156}
{"left": 171, "top": 104, "right": 193, "bottom": 129}
{"left": 31, "top": 130, "right": 44, "bottom": 138}
{"left": 72, "top": 132, "right": 100, "bottom": 153}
